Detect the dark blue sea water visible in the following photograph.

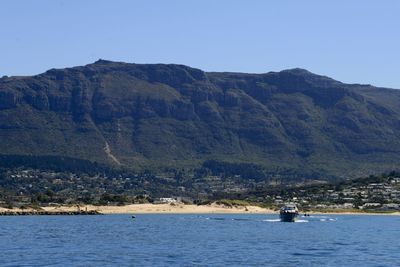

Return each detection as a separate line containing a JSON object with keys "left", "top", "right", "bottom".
{"left": 1, "top": 214, "right": 399, "bottom": 266}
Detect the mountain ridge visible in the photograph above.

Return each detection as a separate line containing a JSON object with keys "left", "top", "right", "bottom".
{"left": 1, "top": 60, "right": 400, "bottom": 181}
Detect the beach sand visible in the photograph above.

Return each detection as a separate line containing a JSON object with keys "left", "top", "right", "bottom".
{"left": 42, "top": 203, "right": 275, "bottom": 214}
{"left": 0, "top": 203, "right": 273, "bottom": 214}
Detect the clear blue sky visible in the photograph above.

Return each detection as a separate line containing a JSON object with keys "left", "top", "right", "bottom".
{"left": 1, "top": 0, "right": 400, "bottom": 88}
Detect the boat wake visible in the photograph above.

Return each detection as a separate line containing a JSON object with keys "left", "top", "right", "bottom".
{"left": 262, "top": 219, "right": 281, "bottom": 222}
{"left": 205, "top": 217, "right": 253, "bottom": 221}
{"left": 262, "top": 219, "right": 309, "bottom": 223}
{"left": 301, "top": 215, "right": 337, "bottom": 222}
{"left": 240, "top": 218, "right": 312, "bottom": 223}
{"left": 204, "top": 216, "right": 336, "bottom": 223}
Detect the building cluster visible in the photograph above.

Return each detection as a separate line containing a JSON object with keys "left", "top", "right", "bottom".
{"left": 192, "top": 175, "right": 251, "bottom": 194}
{"left": 1, "top": 168, "right": 400, "bottom": 212}
{"left": 269, "top": 177, "right": 400, "bottom": 211}
{"left": 0, "top": 169, "right": 149, "bottom": 207}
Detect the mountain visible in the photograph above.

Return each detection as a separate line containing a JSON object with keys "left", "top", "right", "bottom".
{"left": 1, "top": 60, "right": 400, "bottom": 181}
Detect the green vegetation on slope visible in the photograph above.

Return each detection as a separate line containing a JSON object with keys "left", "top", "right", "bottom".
{"left": 1, "top": 60, "right": 400, "bottom": 181}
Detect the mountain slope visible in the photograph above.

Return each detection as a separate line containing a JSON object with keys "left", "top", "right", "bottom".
{"left": 1, "top": 60, "right": 400, "bottom": 180}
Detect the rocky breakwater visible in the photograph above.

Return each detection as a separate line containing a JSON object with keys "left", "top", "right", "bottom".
{"left": 0, "top": 210, "right": 102, "bottom": 216}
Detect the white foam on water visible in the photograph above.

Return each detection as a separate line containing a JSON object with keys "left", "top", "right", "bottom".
{"left": 204, "top": 216, "right": 336, "bottom": 223}
{"left": 262, "top": 219, "right": 310, "bottom": 223}
{"left": 303, "top": 215, "right": 328, "bottom": 219}
{"left": 295, "top": 219, "right": 309, "bottom": 223}
{"left": 302, "top": 215, "right": 337, "bottom": 222}
{"left": 262, "top": 219, "right": 281, "bottom": 222}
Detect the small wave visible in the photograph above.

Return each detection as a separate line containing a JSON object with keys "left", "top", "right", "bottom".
{"left": 319, "top": 218, "right": 337, "bottom": 222}
{"left": 302, "top": 215, "right": 328, "bottom": 219}
{"left": 231, "top": 218, "right": 252, "bottom": 221}
{"left": 302, "top": 215, "right": 337, "bottom": 222}
{"left": 263, "top": 218, "right": 309, "bottom": 223}
{"left": 262, "top": 219, "right": 281, "bottom": 222}
{"left": 207, "top": 218, "right": 226, "bottom": 221}
{"left": 207, "top": 217, "right": 255, "bottom": 222}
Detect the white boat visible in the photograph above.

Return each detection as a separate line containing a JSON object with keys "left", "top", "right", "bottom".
{"left": 279, "top": 204, "right": 299, "bottom": 222}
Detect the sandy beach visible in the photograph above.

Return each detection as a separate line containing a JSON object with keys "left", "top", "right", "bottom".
{"left": 0, "top": 203, "right": 273, "bottom": 214}
{"left": 43, "top": 203, "right": 275, "bottom": 214}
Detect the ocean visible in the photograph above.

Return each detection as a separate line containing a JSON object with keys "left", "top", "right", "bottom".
{"left": 1, "top": 214, "right": 399, "bottom": 266}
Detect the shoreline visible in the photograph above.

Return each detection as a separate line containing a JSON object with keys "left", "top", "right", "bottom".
{"left": 46, "top": 203, "right": 274, "bottom": 214}
{"left": 1, "top": 203, "right": 399, "bottom": 216}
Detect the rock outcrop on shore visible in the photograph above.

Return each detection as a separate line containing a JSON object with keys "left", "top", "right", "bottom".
{"left": 0, "top": 210, "right": 102, "bottom": 216}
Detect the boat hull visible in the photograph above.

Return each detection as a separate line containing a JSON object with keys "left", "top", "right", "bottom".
{"left": 279, "top": 212, "right": 298, "bottom": 222}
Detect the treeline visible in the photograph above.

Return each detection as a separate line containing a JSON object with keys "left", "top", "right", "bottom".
{"left": 195, "top": 159, "right": 339, "bottom": 184}
{"left": 198, "top": 160, "right": 267, "bottom": 181}
{"left": 0, "top": 154, "right": 190, "bottom": 200}
{"left": 0, "top": 154, "right": 119, "bottom": 176}
{"left": 335, "top": 170, "right": 400, "bottom": 189}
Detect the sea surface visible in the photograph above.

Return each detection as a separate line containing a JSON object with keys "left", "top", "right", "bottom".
{"left": 0, "top": 214, "right": 399, "bottom": 266}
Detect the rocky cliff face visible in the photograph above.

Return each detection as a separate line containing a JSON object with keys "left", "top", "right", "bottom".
{"left": 1, "top": 60, "right": 400, "bottom": 179}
